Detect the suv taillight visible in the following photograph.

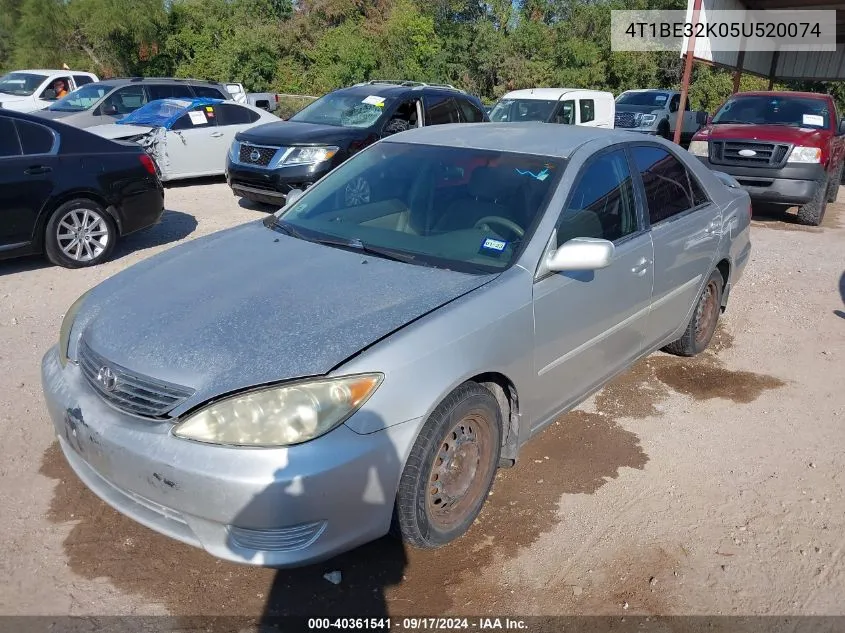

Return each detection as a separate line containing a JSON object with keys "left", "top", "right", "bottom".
{"left": 139, "top": 153, "right": 157, "bottom": 176}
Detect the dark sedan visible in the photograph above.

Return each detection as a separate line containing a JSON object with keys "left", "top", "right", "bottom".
{"left": 0, "top": 109, "right": 164, "bottom": 268}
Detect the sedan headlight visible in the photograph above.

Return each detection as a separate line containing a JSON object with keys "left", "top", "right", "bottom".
{"left": 639, "top": 114, "right": 657, "bottom": 127}
{"left": 172, "top": 373, "right": 383, "bottom": 447}
{"left": 282, "top": 146, "right": 339, "bottom": 166}
{"left": 58, "top": 290, "right": 90, "bottom": 367}
{"left": 788, "top": 146, "right": 822, "bottom": 163}
{"left": 688, "top": 140, "right": 709, "bottom": 157}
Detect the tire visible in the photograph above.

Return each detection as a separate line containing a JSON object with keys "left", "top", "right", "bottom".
{"left": 662, "top": 268, "right": 724, "bottom": 357}
{"left": 796, "top": 173, "right": 829, "bottom": 226}
{"left": 392, "top": 382, "right": 502, "bottom": 549}
{"left": 44, "top": 199, "right": 117, "bottom": 269}
{"left": 826, "top": 163, "right": 842, "bottom": 203}
{"left": 657, "top": 121, "right": 670, "bottom": 140}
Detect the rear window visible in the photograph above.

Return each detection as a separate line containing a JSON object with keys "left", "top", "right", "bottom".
{"left": 0, "top": 117, "right": 21, "bottom": 156}
{"left": 16, "top": 120, "right": 54, "bottom": 154}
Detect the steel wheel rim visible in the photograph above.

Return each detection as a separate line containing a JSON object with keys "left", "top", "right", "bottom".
{"left": 694, "top": 280, "right": 719, "bottom": 346}
{"left": 345, "top": 177, "right": 370, "bottom": 206}
{"left": 426, "top": 410, "right": 495, "bottom": 531}
{"left": 56, "top": 208, "right": 110, "bottom": 262}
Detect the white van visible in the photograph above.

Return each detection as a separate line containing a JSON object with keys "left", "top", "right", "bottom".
{"left": 488, "top": 88, "right": 615, "bottom": 128}
{"left": 0, "top": 69, "right": 99, "bottom": 113}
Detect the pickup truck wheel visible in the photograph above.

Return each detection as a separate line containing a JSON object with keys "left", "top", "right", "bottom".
{"left": 662, "top": 269, "right": 724, "bottom": 357}
{"left": 826, "top": 163, "right": 842, "bottom": 203}
{"left": 796, "top": 173, "right": 829, "bottom": 226}
{"left": 391, "top": 382, "right": 501, "bottom": 549}
{"left": 657, "top": 121, "right": 670, "bottom": 139}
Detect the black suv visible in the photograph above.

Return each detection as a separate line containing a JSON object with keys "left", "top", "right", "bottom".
{"left": 225, "top": 80, "right": 488, "bottom": 206}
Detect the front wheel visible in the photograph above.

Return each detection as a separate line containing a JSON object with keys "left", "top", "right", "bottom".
{"left": 662, "top": 268, "right": 724, "bottom": 357}
{"left": 44, "top": 199, "right": 117, "bottom": 268}
{"left": 826, "top": 163, "right": 842, "bottom": 203}
{"left": 797, "top": 173, "right": 829, "bottom": 226}
{"left": 392, "top": 382, "right": 501, "bottom": 548}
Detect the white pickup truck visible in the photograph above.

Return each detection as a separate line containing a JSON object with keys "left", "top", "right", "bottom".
{"left": 0, "top": 69, "right": 99, "bottom": 113}
{"left": 614, "top": 89, "right": 707, "bottom": 145}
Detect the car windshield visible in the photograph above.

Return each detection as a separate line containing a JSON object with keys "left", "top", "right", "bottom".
{"left": 712, "top": 95, "right": 831, "bottom": 129}
{"left": 0, "top": 72, "right": 46, "bottom": 96}
{"left": 47, "top": 83, "right": 114, "bottom": 111}
{"left": 273, "top": 142, "right": 563, "bottom": 274}
{"left": 289, "top": 91, "right": 393, "bottom": 128}
{"left": 616, "top": 91, "right": 671, "bottom": 107}
{"left": 488, "top": 99, "right": 559, "bottom": 123}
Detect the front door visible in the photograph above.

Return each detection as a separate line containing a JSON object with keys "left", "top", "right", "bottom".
{"left": 531, "top": 147, "right": 654, "bottom": 431}
{"left": 629, "top": 144, "right": 722, "bottom": 348}
{"left": 165, "top": 104, "right": 222, "bottom": 178}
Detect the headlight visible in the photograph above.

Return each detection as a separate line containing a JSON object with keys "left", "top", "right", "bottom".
{"left": 639, "top": 114, "right": 657, "bottom": 127}
{"left": 172, "top": 373, "right": 383, "bottom": 447}
{"left": 229, "top": 140, "right": 240, "bottom": 161}
{"left": 788, "top": 146, "right": 822, "bottom": 163}
{"left": 282, "top": 146, "right": 339, "bottom": 166}
{"left": 688, "top": 140, "right": 709, "bottom": 157}
{"left": 58, "top": 291, "right": 90, "bottom": 367}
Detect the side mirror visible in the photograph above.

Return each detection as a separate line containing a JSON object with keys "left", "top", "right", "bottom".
{"left": 838, "top": 117, "right": 845, "bottom": 136}
{"left": 102, "top": 104, "right": 118, "bottom": 116}
{"left": 285, "top": 188, "right": 304, "bottom": 206}
{"left": 669, "top": 101, "right": 678, "bottom": 113}
{"left": 546, "top": 237, "right": 615, "bottom": 272}
{"left": 42, "top": 89, "right": 57, "bottom": 100}
{"left": 696, "top": 111, "right": 708, "bottom": 126}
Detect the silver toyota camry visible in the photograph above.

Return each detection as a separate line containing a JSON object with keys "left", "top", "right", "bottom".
{"left": 41, "top": 123, "right": 751, "bottom": 567}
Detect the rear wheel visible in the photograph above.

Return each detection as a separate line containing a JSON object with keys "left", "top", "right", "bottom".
{"left": 44, "top": 199, "right": 117, "bottom": 268}
{"left": 797, "top": 173, "right": 829, "bottom": 226}
{"left": 392, "top": 382, "right": 501, "bottom": 548}
{"left": 662, "top": 269, "right": 724, "bottom": 357}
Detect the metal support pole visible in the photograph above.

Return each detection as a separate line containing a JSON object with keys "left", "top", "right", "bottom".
{"left": 733, "top": 50, "right": 746, "bottom": 93}
{"left": 674, "top": 0, "right": 703, "bottom": 145}
{"left": 767, "top": 50, "right": 780, "bottom": 90}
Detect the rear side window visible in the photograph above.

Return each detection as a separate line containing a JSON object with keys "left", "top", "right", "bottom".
{"left": 579, "top": 99, "right": 595, "bottom": 123}
{"left": 102, "top": 86, "right": 148, "bottom": 115}
{"left": 0, "top": 117, "right": 21, "bottom": 156}
{"left": 193, "top": 85, "right": 229, "bottom": 99}
{"left": 458, "top": 99, "right": 485, "bottom": 123}
{"left": 148, "top": 84, "right": 194, "bottom": 100}
{"left": 552, "top": 100, "right": 575, "bottom": 125}
{"left": 73, "top": 75, "right": 94, "bottom": 87}
{"left": 16, "top": 120, "right": 54, "bottom": 154}
{"left": 425, "top": 95, "right": 461, "bottom": 125}
{"left": 632, "top": 146, "right": 703, "bottom": 224}
{"left": 216, "top": 103, "right": 260, "bottom": 126}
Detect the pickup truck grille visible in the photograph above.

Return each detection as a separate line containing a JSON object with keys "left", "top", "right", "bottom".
{"left": 614, "top": 112, "right": 638, "bottom": 128}
{"left": 709, "top": 140, "right": 792, "bottom": 168}
{"left": 238, "top": 143, "right": 280, "bottom": 167}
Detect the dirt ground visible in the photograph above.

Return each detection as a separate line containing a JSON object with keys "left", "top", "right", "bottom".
{"left": 0, "top": 180, "right": 843, "bottom": 621}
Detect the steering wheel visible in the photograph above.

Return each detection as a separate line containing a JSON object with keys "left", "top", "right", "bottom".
{"left": 473, "top": 216, "right": 524, "bottom": 239}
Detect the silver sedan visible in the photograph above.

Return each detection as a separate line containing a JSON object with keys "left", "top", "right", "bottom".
{"left": 41, "top": 123, "right": 751, "bottom": 567}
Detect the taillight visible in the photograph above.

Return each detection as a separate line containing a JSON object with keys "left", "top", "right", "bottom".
{"left": 139, "top": 153, "right": 156, "bottom": 176}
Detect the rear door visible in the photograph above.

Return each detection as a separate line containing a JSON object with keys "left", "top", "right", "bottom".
{"left": 630, "top": 144, "right": 722, "bottom": 348}
{"left": 164, "top": 104, "right": 221, "bottom": 178}
{"left": 423, "top": 94, "right": 461, "bottom": 126}
{"left": 0, "top": 116, "right": 57, "bottom": 248}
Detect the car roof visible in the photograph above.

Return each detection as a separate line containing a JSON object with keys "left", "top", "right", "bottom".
{"left": 727, "top": 90, "right": 830, "bottom": 100}
{"left": 7, "top": 69, "right": 87, "bottom": 76}
{"left": 385, "top": 122, "right": 649, "bottom": 158}
{"left": 501, "top": 88, "right": 612, "bottom": 100}
{"left": 333, "top": 82, "right": 473, "bottom": 99}
{"left": 99, "top": 77, "right": 225, "bottom": 87}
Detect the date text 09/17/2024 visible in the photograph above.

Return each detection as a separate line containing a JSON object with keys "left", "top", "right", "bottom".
{"left": 307, "top": 618, "right": 529, "bottom": 630}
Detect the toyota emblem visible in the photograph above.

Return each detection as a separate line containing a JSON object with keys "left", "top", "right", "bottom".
{"left": 95, "top": 366, "right": 118, "bottom": 392}
{"left": 249, "top": 149, "right": 261, "bottom": 162}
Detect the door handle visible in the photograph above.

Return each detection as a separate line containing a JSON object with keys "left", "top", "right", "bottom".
{"left": 25, "top": 166, "right": 52, "bottom": 175}
{"left": 631, "top": 257, "right": 651, "bottom": 276}
{"left": 210, "top": 131, "right": 224, "bottom": 138}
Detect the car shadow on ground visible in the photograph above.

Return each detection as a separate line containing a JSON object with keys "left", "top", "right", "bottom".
{"left": 111, "top": 210, "right": 198, "bottom": 261}
{"left": 163, "top": 175, "right": 227, "bottom": 189}
{"left": 238, "top": 197, "right": 279, "bottom": 213}
{"left": 836, "top": 270, "right": 845, "bottom": 320}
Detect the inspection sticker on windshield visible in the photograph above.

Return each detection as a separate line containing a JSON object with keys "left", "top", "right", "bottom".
{"left": 515, "top": 167, "right": 550, "bottom": 181}
{"left": 188, "top": 111, "right": 207, "bottom": 125}
{"left": 362, "top": 95, "right": 386, "bottom": 107}
{"left": 481, "top": 238, "right": 507, "bottom": 253}
{"left": 803, "top": 114, "right": 824, "bottom": 127}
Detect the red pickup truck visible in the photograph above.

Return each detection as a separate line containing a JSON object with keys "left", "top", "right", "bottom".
{"left": 688, "top": 91, "right": 845, "bottom": 226}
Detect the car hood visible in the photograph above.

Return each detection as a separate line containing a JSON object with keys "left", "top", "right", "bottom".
{"left": 614, "top": 104, "right": 662, "bottom": 114}
{"left": 31, "top": 108, "right": 77, "bottom": 119}
{"left": 698, "top": 123, "right": 827, "bottom": 145}
{"left": 236, "top": 120, "right": 366, "bottom": 146}
{"left": 87, "top": 123, "right": 154, "bottom": 139}
{"left": 78, "top": 220, "right": 494, "bottom": 414}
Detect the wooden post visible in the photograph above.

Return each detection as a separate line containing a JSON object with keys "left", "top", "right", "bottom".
{"left": 674, "top": 0, "right": 703, "bottom": 145}
{"left": 732, "top": 50, "right": 745, "bottom": 93}
{"left": 767, "top": 50, "right": 780, "bottom": 90}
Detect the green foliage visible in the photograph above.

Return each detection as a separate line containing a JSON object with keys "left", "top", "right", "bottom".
{"left": 0, "top": 0, "right": 836, "bottom": 109}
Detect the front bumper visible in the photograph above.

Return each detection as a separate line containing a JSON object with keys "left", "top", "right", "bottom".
{"left": 41, "top": 347, "right": 418, "bottom": 567}
{"left": 225, "top": 157, "right": 332, "bottom": 205}
{"left": 696, "top": 157, "right": 825, "bottom": 205}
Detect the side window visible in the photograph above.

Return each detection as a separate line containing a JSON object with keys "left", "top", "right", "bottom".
{"left": 101, "top": 86, "right": 148, "bottom": 115}
{"left": 41, "top": 76, "right": 72, "bottom": 100}
{"left": 425, "top": 95, "right": 460, "bottom": 126}
{"left": 216, "top": 103, "right": 260, "bottom": 126}
{"left": 552, "top": 100, "right": 575, "bottom": 125}
{"left": 148, "top": 84, "right": 194, "bottom": 100}
{"left": 669, "top": 94, "right": 680, "bottom": 113}
{"left": 73, "top": 75, "right": 94, "bottom": 88}
{"left": 384, "top": 99, "right": 419, "bottom": 135}
{"left": 171, "top": 105, "right": 215, "bottom": 131}
{"left": 631, "top": 146, "right": 698, "bottom": 224}
{"left": 684, "top": 98, "right": 691, "bottom": 111}
{"left": 16, "top": 120, "right": 55, "bottom": 155}
{"left": 0, "top": 117, "right": 21, "bottom": 157}
{"left": 579, "top": 99, "right": 595, "bottom": 124}
{"left": 689, "top": 172, "right": 709, "bottom": 206}
{"left": 557, "top": 149, "right": 638, "bottom": 246}
{"left": 458, "top": 98, "right": 485, "bottom": 123}
{"left": 193, "top": 86, "right": 229, "bottom": 99}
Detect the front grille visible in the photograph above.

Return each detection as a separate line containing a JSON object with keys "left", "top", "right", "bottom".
{"left": 709, "top": 140, "right": 792, "bottom": 168}
{"left": 238, "top": 143, "right": 281, "bottom": 167}
{"left": 614, "top": 112, "right": 638, "bottom": 128}
{"left": 227, "top": 521, "right": 327, "bottom": 551}
{"left": 77, "top": 338, "right": 195, "bottom": 418}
